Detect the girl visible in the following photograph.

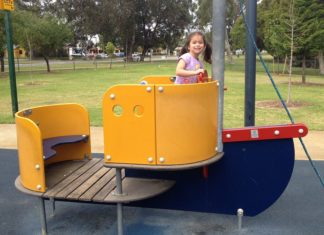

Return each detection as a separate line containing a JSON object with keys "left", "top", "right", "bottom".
{"left": 175, "top": 31, "right": 212, "bottom": 84}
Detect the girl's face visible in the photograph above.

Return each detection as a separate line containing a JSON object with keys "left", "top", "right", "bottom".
{"left": 188, "top": 34, "right": 205, "bottom": 58}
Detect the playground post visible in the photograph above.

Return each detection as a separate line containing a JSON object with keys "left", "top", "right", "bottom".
{"left": 1, "top": 0, "right": 18, "bottom": 115}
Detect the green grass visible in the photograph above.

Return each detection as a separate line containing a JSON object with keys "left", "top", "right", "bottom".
{"left": 1, "top": 58, "right": 324, "bottom": 130}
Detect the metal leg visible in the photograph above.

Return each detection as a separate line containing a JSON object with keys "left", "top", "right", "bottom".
{"left": 115, "top": 168, "right": 123, "bottom": 235}
{"left": 39, "top": 197, "right": 48, "bottom": 235}
{"left": 117, "top": 203, "right": 123, "bottom": 235}
{"left": 50, "top": 197, "right": 55, "bottom": 217}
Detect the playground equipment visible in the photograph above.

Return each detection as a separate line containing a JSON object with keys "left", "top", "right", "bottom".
{"left": 14, "top": 75, "right": 308, "bottom": 235}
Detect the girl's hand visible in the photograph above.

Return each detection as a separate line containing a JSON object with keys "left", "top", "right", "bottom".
{"left": 196, "top": 69, "right": 205, "bottom": 75}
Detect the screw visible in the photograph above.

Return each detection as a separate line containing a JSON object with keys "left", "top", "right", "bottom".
{"left": 110, "top": 94, "right": 116, "bottom": 100}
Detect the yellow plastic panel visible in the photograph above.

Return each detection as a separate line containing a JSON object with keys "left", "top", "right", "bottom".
{"left": 15, "top": 116, "right": 46, "bottom": 192}
{"left": 22, "top": 104, "right": 90, "bottom": 139}
{"left": 103, "top": 85, "right": 156, "bottom": 165}
{"left": 141, "top": 75, "right": 175, "bottom": 85}
{"left": 19, "top": 104, "right": 91, "bottom": 164}
{"left": 155, "top": 81, "right": 218, "bottom": 165}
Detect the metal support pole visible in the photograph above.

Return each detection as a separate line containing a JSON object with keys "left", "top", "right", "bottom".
{"left": 237, "top": 208, "right": 244, "bottom": 230}
{"left": 50, "top": 197, "right": 56, "bottom": 217}
{"left": 115, "top": 168, "right": 123, "bottom": 235}
{"left": 4, "top": 11, "right": 18, "bottom": 116}
{"left": 38, "top": 197, "right": 48, "bottom": 235}
{"left": 212, "top": 0, "right": 226, "bottom": 152}
{"left": 244, "top": 0, "right": 257, "bottom": 126}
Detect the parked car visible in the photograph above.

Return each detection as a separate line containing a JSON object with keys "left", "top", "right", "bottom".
{"left": 132, "top": 53, "right": 141, "bottom": 62}
{"left": 123, "top": 53, "right": 141, "bottom": 62}
{"left": 96, "top": 53, "right": 108, "bottom": 59}
{"left": 71, "top": 52, "right": 86, "bottom": 57}
{"left": 114, "top": 52, "right": 125, "bottom": 57}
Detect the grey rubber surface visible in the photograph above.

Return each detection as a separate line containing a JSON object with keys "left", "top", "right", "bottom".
{"left": 1, "top": 149, "right": 323, "bottom": 235}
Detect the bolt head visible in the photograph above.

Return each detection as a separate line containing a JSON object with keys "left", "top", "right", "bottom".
{"left": 226, "top": 133, "right": 231, "bottom": 138}
{"left": 106, "top": 155, "right": 111, "bottom": 161}
{"left": 237, "top": 208, "right": 244, "bottom": 215}
{"left": 110, "top": 94, "right": 116, "bottom": 100}
{"left": 148, "top": 157, "right": 153, "bottom": 163}
{"left": 298, "top": 128, "right": 304, "bottom": 134}
{"left": 159, "top": 157, "right": 165, "bottom": 163}
{"left": 36, "top": 185, "right": 42, "bottom": 190}
{"left": 35, "top": 164, "right": 40, "bottom": 170}
{"left": 146, "top": 87, "right": 152, "bottom": 92}
{"left": 158, "top": 86, "right": 164, "bottom": 92}
{"left": 274, "top": 130, "right": 280, "bottom": 135}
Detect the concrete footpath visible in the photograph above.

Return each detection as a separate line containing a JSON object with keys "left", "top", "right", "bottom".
{"left": 0, "top": 124, "right": 323, "bottom": 160}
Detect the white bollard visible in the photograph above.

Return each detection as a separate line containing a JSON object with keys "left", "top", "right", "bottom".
{"left": 237, "top": 208, "right": 244, "bottom": 230}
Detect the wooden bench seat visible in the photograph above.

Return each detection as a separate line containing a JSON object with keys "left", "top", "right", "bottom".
{"left": 42, "top": 135, "right": 89, "bottom": 160}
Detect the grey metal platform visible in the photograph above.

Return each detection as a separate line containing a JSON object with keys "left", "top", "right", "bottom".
{"left": 1, "top": 149, "right": 324, "bottom": 235}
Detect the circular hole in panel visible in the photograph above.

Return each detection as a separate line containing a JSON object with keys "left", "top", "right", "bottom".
{"left": 112, "top": 105, "right": 123, "bottom": 116}
{"left": 133, "top": 105, "right": 144, "bottom": 117}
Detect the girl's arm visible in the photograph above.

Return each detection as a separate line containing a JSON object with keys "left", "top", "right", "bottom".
{"left": 176, "top": 59, "right": 205, "bottom": 77}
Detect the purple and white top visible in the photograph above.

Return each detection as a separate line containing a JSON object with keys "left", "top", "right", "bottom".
{"left": 175, "top": 53, "right": 203, "bottom": 84}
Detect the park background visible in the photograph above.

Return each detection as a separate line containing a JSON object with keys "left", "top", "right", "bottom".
{"left": 1, "top": 0, "right": 324, "bottom": 130}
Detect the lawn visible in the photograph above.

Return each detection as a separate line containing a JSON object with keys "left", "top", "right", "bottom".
{"left": 1, "top": 57, "right": 323, "bottom": 130}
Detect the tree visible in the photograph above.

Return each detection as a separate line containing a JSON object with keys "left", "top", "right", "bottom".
{"left": 230, "top": 17, "right": 246, "bottom": 51}
{"left": 13, "top": 10, "right": 73, "bottom": 72}
{"left": 105, "top": 41, "right": 115, "bottom": 69}
{"left": 295, "top": 0, "right": 324, "bottom": 79}
{"left": 259, "top": 0, "right": 324, "bottom": 82}
{"left": 197, "top": 0, "right": 242, "bottom": 63}
{"left": 132, "top": 0, "right": 194, "bottom": 59}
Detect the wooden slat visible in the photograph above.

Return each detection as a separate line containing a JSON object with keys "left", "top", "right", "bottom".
{"left": 43, "top": 158, "right": 100, "bottom": 198}
{"left": 66, "top": 167, "right": 110, "bottom": 200}
{"left": 92, "top": 170, "right": 125, "bottom": 202}
{"left": 54, "top": 161, "right": 103, "bottom": 199}
{"left": 79, "top": 168, "right": 115, "bottom": 201}
{"left": 45, "top": 160, "right": 88, "bottom": 188}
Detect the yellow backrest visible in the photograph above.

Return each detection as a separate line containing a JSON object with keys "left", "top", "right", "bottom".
{"left": 20, "top": 104, "right": 90, "bottom": 139}
{"left": 155, "top": 82, "right": 218, "bottom": 164}
{"left": 15, "top": 103, "right": 91, "bottom": 192}
{"left": 103, "top": 81, "right": 218, "bottom": 166}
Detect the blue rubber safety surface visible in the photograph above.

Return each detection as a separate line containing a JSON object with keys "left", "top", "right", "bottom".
{"left": 1, "top": 149, "right": 324, "bottom": 235}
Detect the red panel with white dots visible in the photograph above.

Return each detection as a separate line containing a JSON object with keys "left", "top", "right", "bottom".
{"left": 222, "top": 124, "right": 308, "bottom": 143}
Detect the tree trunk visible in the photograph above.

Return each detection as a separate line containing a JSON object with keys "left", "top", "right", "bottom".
{"left": 282, "top": 55, "right": 287, "bottom": 75}
{"left": 287, "top": 1, "right": 295, "bottom": 104}
{"left": 302, "top": 54, "right": 306, "bottom": 83}
{"left": 0, "top": 52, "right": 4, "bottom": 73}
{"left": 225, "top": 30, "right": 233, "bottom": 64}
{"left": 44, "top": 56, "right": 51, "bottom": 72}
{"left": 319, "top": 50, "right": 324, "bottom": 75}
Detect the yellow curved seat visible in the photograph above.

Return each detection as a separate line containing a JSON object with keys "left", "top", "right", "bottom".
{"left": 15, "top": 103, "right": 91, "bottom": 192}
{"left": 103, "top": 80, "right": 221, "bottom": 169}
